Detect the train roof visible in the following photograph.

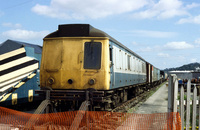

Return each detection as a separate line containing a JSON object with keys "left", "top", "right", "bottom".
{"left": 0, "top": 39, "right": 42, "bottom": 55}
{"left": 45, "top": 24, "right": 145, "bottom": 61}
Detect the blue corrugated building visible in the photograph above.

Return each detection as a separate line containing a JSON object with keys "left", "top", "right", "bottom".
{"left": 0, "top": 39, "right": 42, "bottom": 107}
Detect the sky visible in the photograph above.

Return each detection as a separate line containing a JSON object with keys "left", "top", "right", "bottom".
{"left": 0, "top": 0, "right": 200, "bottom": 70}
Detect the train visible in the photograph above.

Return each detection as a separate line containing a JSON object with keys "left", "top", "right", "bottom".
{"left": 0, "top": 40, "right": 42, "bottom": 109}
{"left": 37, "top": 24, "right": 167, "bottom": 111}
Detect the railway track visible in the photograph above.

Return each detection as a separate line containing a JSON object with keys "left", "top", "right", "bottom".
{"left": 33, "top": 81, "right": 166, "bottom": 115}
{"left": 112, "top": 82, "right": 166, "bottom": 113}
{"left": 22, "top": 82, "right": 166, "bottom": 129}
{"left": 74, "top": 82, "right": 166, "bottom": 129}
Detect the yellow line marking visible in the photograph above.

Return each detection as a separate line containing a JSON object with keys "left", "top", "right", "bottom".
{"left": 14, "top": 82, "right": 25, "bottom": 88}
{"left": 0, "top": 93, "right": 12, "bottom": 102}
{"left": 27, "top": 73, "right": 36, "bottom": 79}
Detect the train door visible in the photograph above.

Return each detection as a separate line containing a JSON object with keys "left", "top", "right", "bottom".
{"left": 150, "top": 64, "right": 153, "bottom": 86}
{"left": 146, "top": 62, "right": 149, "bottom": 83}
{"left": 109, "top": 44, "right": 114, "bottom": 89}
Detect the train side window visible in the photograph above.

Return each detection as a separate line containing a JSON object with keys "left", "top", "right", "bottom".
{"left": 109, "top": 48, "right": 112, "bottom": 62}
{"left": 132, "top": 57, "right": 135, "bottom": 71}
{"left": 127, "top": 55, "right": 130, "bottom": 70}
{"left": 136, "top": 58, "right": 139, "bottom": 73}
{"left": 84, "top": 42, "right": 102, "bottom": 69}
{"left": 142, "top": 63, "right": 145, "bottom": 73}
{"left": 123, "top": 52, "right": 126, "bottom": 70}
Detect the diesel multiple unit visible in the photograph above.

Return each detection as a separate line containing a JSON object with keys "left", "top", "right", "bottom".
{"left": 38, "top": 24, "right": 166, "bottom": 111}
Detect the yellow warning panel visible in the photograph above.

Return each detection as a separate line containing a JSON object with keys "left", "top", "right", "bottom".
{"left": 27, "top": 73, "right": 36, "bottom": 79}
{"left": 14, "top": 82, "right": 25, "bottom": 88}
{"left": 0, "top": 93, "right": 12, "bottom": 102}
{"left": 28, "top": 90, "right": 33, "bottom": 102}
{"left": 12, "top": 93, "right": 17, "bottom": 105}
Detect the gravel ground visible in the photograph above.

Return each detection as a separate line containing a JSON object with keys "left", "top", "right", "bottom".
{"left": 134, "top": 83, "right": 168, "bottom": 114}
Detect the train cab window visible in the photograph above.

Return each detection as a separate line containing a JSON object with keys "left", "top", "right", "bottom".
{"left": 84, "top": 42, "right": 102, "bottom": 69}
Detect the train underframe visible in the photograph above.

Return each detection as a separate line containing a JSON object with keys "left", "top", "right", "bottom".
{"left": 35, "top": 80, "right": 162, "bottom": 112}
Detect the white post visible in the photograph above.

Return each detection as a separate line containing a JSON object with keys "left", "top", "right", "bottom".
{"left": 173, "top": 78, "right": 178, "bottom": 112}
{"left": 168, "top": 74, "right": 177, "bottom": 112}
{"left": 168, "top": 74, "right": 177, "bottom": 130}
{"left": 186, "top": 80, "right": 191, "bottom": 130}
{"left": 192, "top": 84, "right": 197, "bottom": 130}
{"left": 180, "top": 84, "right": 184, "bottom": 130}
{"left": 199, "top": 85, "right": 200, "bottom": 130}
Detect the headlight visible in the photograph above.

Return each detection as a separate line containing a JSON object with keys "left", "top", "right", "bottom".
{"left": 68, "top": 79, "right": 73, "bottom": 84}
{"left": 88, "top": 79, "right": 95, "bottom": 85}
{"left": 48, "top": 77, "right": 55, "bottom": 84}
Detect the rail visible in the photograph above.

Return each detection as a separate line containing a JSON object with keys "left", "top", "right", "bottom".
{"left": 112, "top": 82, "right": 165, "bottom": 112}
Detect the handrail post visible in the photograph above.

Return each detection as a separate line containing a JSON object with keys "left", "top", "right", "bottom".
{"left": 186, "top": 80, "right": 191, "bottom": 130}
{"left": 180, "top": 84, "right": 184, "bottom": 130}
{"left": 168, "top": 74, "right": 177, "bottom": 113}
{"left": 168, "top": 74, "right": 177, "bottom": 130}
{"left": 192, "top": 84, "right": 197, "bottom": 130}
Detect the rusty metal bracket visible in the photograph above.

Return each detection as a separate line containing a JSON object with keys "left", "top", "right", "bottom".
{"left": 69, "top": 91, "right": 90, "bottom": 130}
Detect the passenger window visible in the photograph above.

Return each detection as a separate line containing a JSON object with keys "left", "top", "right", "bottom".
{"left": 128, "top": 55, "right": 131, "bottom": 70}
{"left": 142, "top": 63, "right": 145, "bottom": 73}
{"left": 109, "top": 47, "right": 112, "bottom": 62}
{"left": 132, "top": 57, "right": 135, "bottom": 71}
{"left": 84, "top": 42, "right": 102, "bottom": 69}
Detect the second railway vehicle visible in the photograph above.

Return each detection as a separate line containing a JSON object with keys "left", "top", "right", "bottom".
{"left": 37, "top": 24, "right": 164, "bottom": 111}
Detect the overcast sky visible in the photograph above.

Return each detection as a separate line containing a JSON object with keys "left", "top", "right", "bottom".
{"left": 1, "top": 0, "right": 200, "bottom": 69}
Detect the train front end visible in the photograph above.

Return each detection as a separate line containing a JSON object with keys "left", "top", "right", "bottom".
{"left": 40, "top": 24, "right": 110, "bottom": 90}
{"left": 38, "top": 24, "right": 111, "bottom": 111}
